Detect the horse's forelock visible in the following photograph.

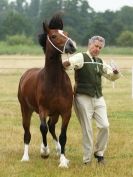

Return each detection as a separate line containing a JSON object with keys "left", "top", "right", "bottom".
{"left": 48, "top": 14, "right": 63, "bottom": 30}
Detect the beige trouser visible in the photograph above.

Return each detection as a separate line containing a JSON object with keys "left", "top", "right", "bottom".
{"left": 73, "top": 94, "right": 109, "bottom": 163}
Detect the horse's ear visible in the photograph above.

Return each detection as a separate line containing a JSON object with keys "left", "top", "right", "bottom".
{"left": 43, "top": 21, "right": 49, "bottom": 33}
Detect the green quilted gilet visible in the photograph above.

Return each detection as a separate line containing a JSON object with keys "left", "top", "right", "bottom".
{"left": 74, "top": 53, "right": 103, "bottom": 98}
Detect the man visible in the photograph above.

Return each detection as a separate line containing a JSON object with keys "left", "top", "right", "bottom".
{"left": 63, "top": 36, "right": 120, "bottom": 164}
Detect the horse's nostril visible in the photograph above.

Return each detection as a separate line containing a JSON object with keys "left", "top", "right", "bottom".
{"left": 69, "top": 43, "right": 73, "bottom": 48}
{"left": 65, "top": 40, "right": 76, "bottom": 54}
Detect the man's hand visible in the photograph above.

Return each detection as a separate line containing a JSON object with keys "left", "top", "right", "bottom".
{"left": 109, "top": 60, "right": 119, "bottom": 74}
{"left": 113, "top": 69, "right": 119, "bottom": 74}
{"left": 62, "top": 61, "right": 71, "bottom": 68}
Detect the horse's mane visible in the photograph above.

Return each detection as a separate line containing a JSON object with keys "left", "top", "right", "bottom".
{"left": 38, "top": 14, "right": 63, "bottom": 53}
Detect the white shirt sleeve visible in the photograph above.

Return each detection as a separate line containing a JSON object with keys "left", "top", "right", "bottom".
{"left": 102, "top": 60, "right": 121, "bottom": 81}
{"left": 66, "top": 53, "right": 84, "bottom": 70}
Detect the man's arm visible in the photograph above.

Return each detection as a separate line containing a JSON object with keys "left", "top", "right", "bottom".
{"left": 62, "top": 53, "right": 84, "bottom": 70}
{"left": 102, "top": 60, "right": 121, "bottom": 81}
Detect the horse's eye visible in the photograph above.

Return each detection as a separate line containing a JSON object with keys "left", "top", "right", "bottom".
{"left": 64, "top": 32, "right": 68, "bottom": 36}
{"left": 51, "top": 35, "right": 56, "bottom": 39}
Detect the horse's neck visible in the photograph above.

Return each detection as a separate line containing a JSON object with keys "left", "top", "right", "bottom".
{"left": 44, "top": 51, "right": 64, "bottom": 83}
{"left": 45, "top": 52, "right": 62, "bottom": 70}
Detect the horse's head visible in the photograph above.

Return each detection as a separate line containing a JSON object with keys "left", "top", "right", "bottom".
{"left": 47, "top": 29, "right": 76, "bottom": 54}
{"left": 38, "top": 14, "right": 76, "bottom": 54}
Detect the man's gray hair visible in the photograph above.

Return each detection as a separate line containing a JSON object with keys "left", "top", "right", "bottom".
{"left": 88, "top": 36, "right": 105, "bottom": 47}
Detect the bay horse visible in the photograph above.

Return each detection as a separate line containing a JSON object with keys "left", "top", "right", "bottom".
{"left": 18, "top": 14, "right": 76, "bottom": 168}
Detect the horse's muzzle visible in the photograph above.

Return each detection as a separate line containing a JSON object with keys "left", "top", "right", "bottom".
{"left": 65, "top": 39, "right": 76, "bottom": 54}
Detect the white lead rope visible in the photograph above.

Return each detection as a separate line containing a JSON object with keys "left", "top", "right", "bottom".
{"left": 84, "top": 61, "right": 112, "bottom": 70}
{"left": 84, "top": 61, "right": 123, "bottom": 77}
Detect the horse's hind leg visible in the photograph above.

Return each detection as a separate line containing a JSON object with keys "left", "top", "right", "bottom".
{"left": 20, "top": 104, "right": 32, "bottom": 161}
{"left": 48, "top": 116, "right": 61, "bottom": 155}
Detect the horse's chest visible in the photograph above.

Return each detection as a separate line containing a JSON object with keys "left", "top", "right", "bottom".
{"left": 37, "top": 73, "right": 73, "bottom": 111}
{"left": 39, "top": 86, "right": 73, "bottom": 111}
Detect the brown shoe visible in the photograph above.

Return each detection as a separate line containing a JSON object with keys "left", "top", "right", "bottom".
{"left": 84, "top": 161, "right": 91, "bottom": 165}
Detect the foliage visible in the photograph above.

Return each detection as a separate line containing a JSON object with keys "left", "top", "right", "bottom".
{"left": 6, "top": 34, "right": 34, "bottom": 45}
{"left": 2, "top": 11, "right": 33, "bottom": 37}
{"left": 0, "top": 41, "right": 133, "bottom": 55}
{"left": 0, "top": 41, "right": 42, "bottom": 55}
{"left": 116, "top": 31, "right": 133, "bottom": 46}
{"left": 116, "top": 6, "right": 133, "bottom": 31}
{"left": 0, "top": 0, "right": 133, "bottom": 46}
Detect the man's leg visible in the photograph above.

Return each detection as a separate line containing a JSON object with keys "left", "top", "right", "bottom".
{"left": 93, "top": 97, "right": 109, "bottom": 163}
{"left": 73, "top": 94, "right": 94, "bottom": 163}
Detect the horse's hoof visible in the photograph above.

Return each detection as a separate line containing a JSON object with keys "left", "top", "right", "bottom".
{"left": 40, "top": 143, "right": 50, "bottom": 158}
{"left": 59, "top": 162, "right": 69, "bottom": 168}
{"left": 41, "top": 154, "right": 49, "bottom": 159}
{"left": 59, "top": 154, "right": 69, "bottom": 168}
{"left": 21, "top": 156, "right": 29, "bottom": 162}
{"left": 40, "top": 150, "right": 50, "bottom": 158}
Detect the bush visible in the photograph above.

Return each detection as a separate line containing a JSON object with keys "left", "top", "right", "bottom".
{"left": 116, "top": 31, "right": 133, "bottom": 46}
{"left": 6, "top": 34, "right": 34, "bottom": 45}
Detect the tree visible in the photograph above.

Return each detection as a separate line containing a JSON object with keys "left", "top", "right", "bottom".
{"left": 0, "top": 0, "right": 8, "bottom": 11}
{"left": 0, "top": 1, "right": 133, "bottom": 46}
{"left": 2, "top": 11, "right": 33, "bottom": 37}
{"left": 9, "top": 0, "right": 29, "bottom": 15}
{"left": 117, "top": 6, "right": 133, "bottom": 31}
{"left": 28, "top": 0, "right": 40, "bottom": 18}
{"left": 110, "top": 19, "right": 124, "bottom": 44}
{"left": 85, "top": 18, "right": 111, "bottom": 45}
{"left": 63, "top": 0, "right": 93, "bottom": 44}
{"left": 116, "top": 31, "right": 133, "bottom": 46}
{"left": 0, "top": 0, "right": 9, "bottom": 40}
{"left": 39, "top": 0, "right": 63, "bottom": 22}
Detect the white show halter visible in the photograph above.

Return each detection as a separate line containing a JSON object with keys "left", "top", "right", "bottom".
{"left": 47, "top": 30, "right": 74, "bottom": 54}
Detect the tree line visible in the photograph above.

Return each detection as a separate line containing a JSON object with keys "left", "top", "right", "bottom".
{"left": 0, "top": 0, "right": 133, "bottom": 46}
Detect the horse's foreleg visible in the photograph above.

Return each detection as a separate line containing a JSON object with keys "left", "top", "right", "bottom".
{"left": 40, "top": 118, "right": 50, "bottom": 158}
{"left": 48, "top": 116, "right": 61, "bottom": 155}
{"left": 59, "top": 114, "right": 71, "bottom": 168}
{"left": 21, "top": 144, "right": 29, "bottom": 161}
{"left": 21, "top": 106, "right": 32, "bottom": 161}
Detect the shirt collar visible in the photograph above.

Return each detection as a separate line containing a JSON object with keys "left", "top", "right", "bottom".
{"left": 86, "top": 51, "right": 94, "bottom": 62}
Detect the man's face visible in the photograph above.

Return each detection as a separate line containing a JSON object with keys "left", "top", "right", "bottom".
{"left": 88, "top": 40, "right": 103, "bottom": 57}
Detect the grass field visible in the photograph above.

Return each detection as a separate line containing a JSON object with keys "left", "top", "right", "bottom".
{"left": 0, "top": 55, "right": 133, "bottom": 177}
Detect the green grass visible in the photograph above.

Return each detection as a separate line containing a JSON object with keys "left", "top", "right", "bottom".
{"left": 0, "top": 58, "right": 133, "bottom": 177}
{"left": 1, "top": 42, "right": 133, "bottom": 55}
{"left": 76, "top": 45, "right": 133, "bottom": 56}
{"left": 0, "top": 42, "right": 42, "bottom": 55}
{"left": 102, "top": 46, "right": 133, "bottom": 56}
